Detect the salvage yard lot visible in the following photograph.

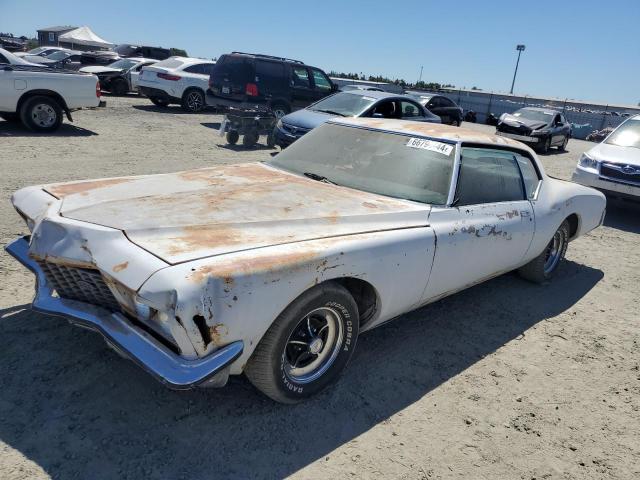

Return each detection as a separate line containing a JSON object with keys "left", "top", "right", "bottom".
{"left": 0, "top": 96, "right": 638, "bottom": 479}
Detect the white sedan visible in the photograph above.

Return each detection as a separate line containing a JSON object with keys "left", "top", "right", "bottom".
{"left": 573, "top": 114, "right": 640, "bottom": 201}
{"left": 136, "top": 56, "right": 215, "bottom": 112}
{"left": 6, "top": 119, "right": 605, "bottom": 403}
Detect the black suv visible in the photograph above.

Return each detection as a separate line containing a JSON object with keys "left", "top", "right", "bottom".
{"left": 206, "top": 52, "right": 337, "bottom": 117}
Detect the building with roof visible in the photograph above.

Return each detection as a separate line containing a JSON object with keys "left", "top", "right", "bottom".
{"left": 37, "top": 26, "right": 77, "bottom": 46}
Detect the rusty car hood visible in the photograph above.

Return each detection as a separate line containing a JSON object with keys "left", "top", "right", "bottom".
{"left": 49, "top": 163, "right": 431, "bottom": 264}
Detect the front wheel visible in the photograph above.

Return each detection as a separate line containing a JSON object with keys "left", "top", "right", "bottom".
{"left": 559, "top": 135, "right": 569, "bottom": 151}
{"left": 149, "top": 97, "right": 169, "bottom": 107}
{"left": 110, "top": 78, "right": 128, "bottom": 95}
{"left": 537, "top": 136, "right": 551, "bottom": 154}
{"left": 245, "top": 282, "right": 359, "bottom": 403}
{"left": 518, "top": 220, "right": 569, "bottom": 283}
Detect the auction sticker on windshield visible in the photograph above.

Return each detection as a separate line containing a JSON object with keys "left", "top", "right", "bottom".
{"left": 406, "top": 137, "right": 454, "bottom": 156}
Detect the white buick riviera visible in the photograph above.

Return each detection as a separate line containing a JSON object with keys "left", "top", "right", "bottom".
{"left": 7, "top": 119, "right": 606, "bottom": 403}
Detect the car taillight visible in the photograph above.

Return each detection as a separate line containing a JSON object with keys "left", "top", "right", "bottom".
{"left": 157, "top": 73, "right": 181, "bottom": 81}
{"left": 245, "top": 82, "right": 258, "bottom": 96}
{"left": 96, "top": 81, "right": 101, "bottom": 97}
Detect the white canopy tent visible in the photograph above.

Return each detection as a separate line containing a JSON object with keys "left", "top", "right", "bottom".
{"left": 58, "top": 26, "right": 114, "bottom": 50}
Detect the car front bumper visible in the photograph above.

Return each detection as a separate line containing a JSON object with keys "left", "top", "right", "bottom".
{"left": 572, "top": 167, "right": 640, "bottom": 200}
{"left": 495, "top": 131, "right": 540, "bottom": 143}
{"left": 273, "top": 124, "right": 305, "bottom": 147}
{"left": 5, "top": 236, "right": 244, "bottom": 390}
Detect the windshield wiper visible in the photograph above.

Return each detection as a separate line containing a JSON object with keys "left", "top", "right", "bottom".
{"left": 303, "top": 172, "right": 338, "bottom": 185}
{"left": 312, "top": 109, "right": 347, "bottom": 117}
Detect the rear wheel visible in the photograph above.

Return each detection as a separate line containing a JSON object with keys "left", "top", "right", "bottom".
{"left": 181, "top": 89, "right": 205, "bottom": 112}
{"left": 518, "top": 220, "right": 569, "bottom": 283}
{"left": 450, "top": 118, "right": 461, "bottom": 127}
{"left": 149, "top": 97, "right": 169, "bottom": 107}
{"left": 19, "top": 96, "right": 63, "bottom": 133}
{"left": 245, "top": 282, "right": 359, "bottom": 403}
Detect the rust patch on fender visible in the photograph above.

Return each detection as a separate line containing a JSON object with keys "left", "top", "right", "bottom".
{"left": 112, "top": 261, "right": 129, "bottom": 273}
{"left": 45, "top": 178, "right": 133, "bottom": 198}
{"left": 209, "top": 324, "right": 229, "bottom": 346}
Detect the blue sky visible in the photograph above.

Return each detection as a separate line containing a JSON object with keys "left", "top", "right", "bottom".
{"left": 2, "top": 0, "right": 639, "bottom": 105}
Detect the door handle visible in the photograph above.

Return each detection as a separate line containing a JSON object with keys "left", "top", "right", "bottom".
{"left": 520, "top": 210, "right": 531, "bottom": 218}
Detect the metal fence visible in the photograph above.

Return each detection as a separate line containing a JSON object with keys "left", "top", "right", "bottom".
{"left": 426, "top": 89, "right": 640, "bottom": 140}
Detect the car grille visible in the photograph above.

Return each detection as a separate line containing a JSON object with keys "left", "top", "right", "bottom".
{"left": 281, "top": 122, "right": 310, "bottom": 136}
{"left": 600, "top": 163, "right": 640, "bottom": 186}
{"left": 498, "top": 124, "right": 532, "bottom": 136}
{"left": 37, "top": 261, "right": 122, "bottom": 312}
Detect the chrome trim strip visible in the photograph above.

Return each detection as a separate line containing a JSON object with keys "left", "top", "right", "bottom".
{"left": 5, "top": 236, "right": 243, "bottom": 390}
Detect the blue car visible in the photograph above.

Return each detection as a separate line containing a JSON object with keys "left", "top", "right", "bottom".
{"left": 273, "top": 90, "right": 440, "bottom": 148}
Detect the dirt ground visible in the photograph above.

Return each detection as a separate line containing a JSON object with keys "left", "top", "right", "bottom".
{"left": 0, "top": 96, "right": 638, "bottom": 480}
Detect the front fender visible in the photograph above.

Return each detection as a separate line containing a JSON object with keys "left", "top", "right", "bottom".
{"left": 139, "top": 228, "right": 436, "bottom": 374}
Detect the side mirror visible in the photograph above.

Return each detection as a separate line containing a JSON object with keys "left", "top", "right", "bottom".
{"left": 331, "top": 83, "right": 338, "bottom": 92}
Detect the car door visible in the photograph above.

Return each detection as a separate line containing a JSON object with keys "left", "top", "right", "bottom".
{"left": 289, "top": 65, "right": 315, "bottom": 110}
{"left": 309, "top": 67, "right": 333, "bottom": 102}
{"left": 426, "top": 96, "right": 448, "bottom": 123}
{"left": 420, "top": 146, "right": 536, "bottom": 304}
{"left": 550, "top": 114, "right": 564, "bottom": 145}
{"left": 0, "top": 63, "right": 16, "bottom": 111}
{"left": 398, "top": 99, "right": 429, "bottom": 122}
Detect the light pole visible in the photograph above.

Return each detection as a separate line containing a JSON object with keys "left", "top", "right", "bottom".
{"left": 509, "top": 44, "right": 526, "bottom": 94}
{"left": 418, "top": 65, "right": 423, "bottom": 85}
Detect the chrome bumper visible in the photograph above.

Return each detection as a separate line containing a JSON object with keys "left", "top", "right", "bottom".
{"left": 5, "top": 236, "right": 243, "bottom": 390}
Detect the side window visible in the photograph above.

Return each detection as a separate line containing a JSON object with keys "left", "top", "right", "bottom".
{"left": 370, "top": 100, "right": 397, "bottom": 118}
{"left": 560, "top": 114, "right": 567, "bottom": 124}
{"left": 553, "top": 114, "right": 561, "bottom": 125}
{"left": 291, "top": 66, "right": 311, "bottom": 88}
{"left": 184, "top": 64, "right": 205, "bottom": 74}
{"left": 202, "top": 64, "right": 216, "bottom": 75}
{"left": 255, "top": 60, "right": 285, "bottom": 90}
{"left": 456, "top": 148, "right": 526, "bottom": 206}
{"left": 427, "top": 97, "right": 441, "bottom": 109}
{"left": 310, "top": 68, "right": 332, "bottom": 92}
{"left": 399, "top": 101, "right": 422, "bottom": 118}
{"left": 514, "top": 153, "right": 541, "bottom": 199}
{"left": 439, "top": 97, "right": 455, "bottom": 108}
{"left": 0, "top": 53, "right": 7, "bottom": 63}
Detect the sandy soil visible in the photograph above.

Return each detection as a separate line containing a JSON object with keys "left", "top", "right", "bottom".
{"left": 0, "top": 96, "right": 638, "bottom": 480}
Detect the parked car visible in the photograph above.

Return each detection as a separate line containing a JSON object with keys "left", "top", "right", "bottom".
{"left": 206, "top": 52, "right": 337, "bottom": 118}
{"left": 14, "top": 46, "right": 70, "bottom": 58}
{"left": 496, "top": 107, "right": 571, "bottom": 154}
{"left": 25, "top": 50, "right": 83, "bottom": 70}
{"left": 80, "top": 57, "right": 158, "bottom": 94}
{"left": 411, "top": 94, "right": 463, "bottom": 126}
{"left": 572, "top": 114, "right": 640, "bottom": 201}
{"left": 137, "top": 56, "right": 216, "bottom": 112}
{"left": 340, "top": 84, "right": 384, "bottom": 92}
{"left": 0, "top": 47, "right": 47, "bottom": 68}
{"left": 0, "top": 64, "right": 104, "bottom": 132}
{"left": 6, "top": 119, "right": 605, "bottom": 403}
{"left": 114, "top": 44, "right": 172, "bottom": 61}
{"left": 273, "top": 90, "right": 440, "bottom": 148}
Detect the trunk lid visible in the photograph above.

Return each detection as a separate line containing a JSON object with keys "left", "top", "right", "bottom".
{"left": 47, "top": 163, "right": 430, "bottom": 264}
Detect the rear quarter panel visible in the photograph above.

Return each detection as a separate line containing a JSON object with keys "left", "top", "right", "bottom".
{"left": 139, "top": 228, "right": 436, "bottom": 373}
{"left": 526, "top": 176, "right": 606, "bottom": 262}
{"left": 14, "top": 71, "right": 101, "bottom": 110}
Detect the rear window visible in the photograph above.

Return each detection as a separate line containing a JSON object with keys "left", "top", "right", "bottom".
{"left": 212, "top": 55, "right": 251, "bottom": 82}
{"left": 153, "top": 58, "right": 185, "bottom": 69}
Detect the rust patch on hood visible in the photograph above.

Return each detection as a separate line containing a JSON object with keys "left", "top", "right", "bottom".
{"left": 45, "top": 178, "right": 133, "bottom": 198}
{"left": 189, "top": 248, "right": 319, "bottom": 283}
{"left": 112, "top": 261, "right": 129, "bottom": 273}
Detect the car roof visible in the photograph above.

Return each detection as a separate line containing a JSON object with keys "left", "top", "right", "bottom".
{"left": 171, "top": 56, "right": 215, "bottom": 65}
{"left": 126, "top": 57, "right": 158, "bottom": 63}
{"left": 339, "top": 90, "right": 412, "bottom": 100}
{"left": 328, "top": 117, "right": 534, "bottom": 152}
{"left": 519, "top": 107, "right": 561, "bottom": 114}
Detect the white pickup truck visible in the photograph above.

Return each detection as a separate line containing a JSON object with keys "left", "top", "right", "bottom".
{"left": 0, "top": 64, "right": 105, "bottom": 132}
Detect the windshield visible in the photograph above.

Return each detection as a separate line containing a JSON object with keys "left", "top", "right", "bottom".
{"left": 268, "top": 123, "right": 455, "bottom": 204}
{"left": 309, "top": 92, "right": 377, "bottom": 117}
{"left": 46, "top": 51, "right": 69, "bottom": 61}
{"left": 27, "top": 47, "right": 47, "bottom": 55}
{"left": 513, "top": 109, "right": 554, "bottom": 122}
{"left": 108, "top": 59, "right": 139, "bottom": 70}
{"left": 605, "top": 119, "right": 640, "bottom": 149}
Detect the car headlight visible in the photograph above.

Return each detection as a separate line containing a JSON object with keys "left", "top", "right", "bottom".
{"left": 578, "top": 152, "right": 599, "bottom": 170}
{"left": 276, "top": 119, "right": 283, "bottom": 129}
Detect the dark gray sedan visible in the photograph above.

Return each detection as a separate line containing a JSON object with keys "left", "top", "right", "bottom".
{"left": 273, "top": 90, "right": 440, "bottom": 148}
